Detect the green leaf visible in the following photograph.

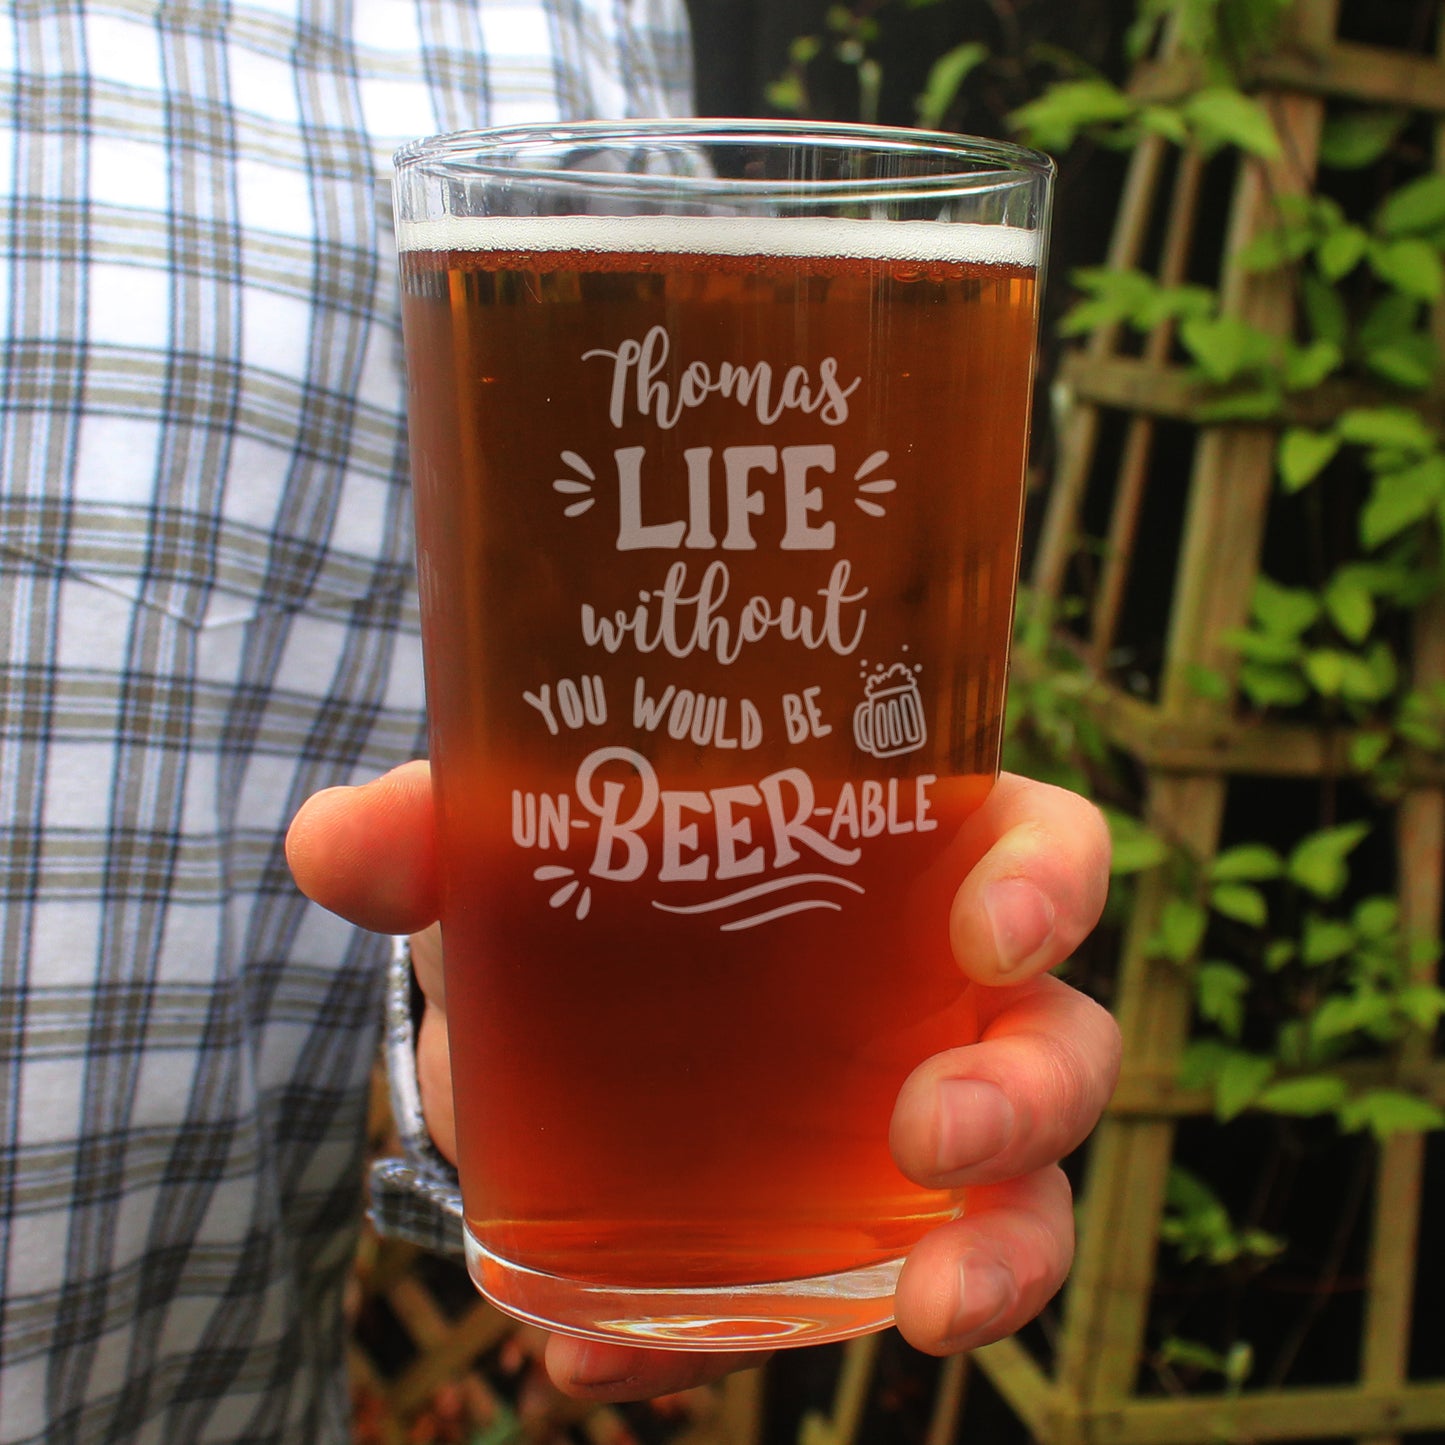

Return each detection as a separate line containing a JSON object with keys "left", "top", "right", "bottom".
{"left": 915, "top": 42, "right": 989, "bottom": 130}
{"left": 1219, "top": 0, "right": 1293, "bottom": 57}
{"left": 1277, "top": 428, "right": 1339, "bottom": 492}
{"left": 1282, "top": 340, "right": 1342, "bottom": 391}
{"left": 1310, "top": 990, "right": 1391, "bottom": 1044}
{"left": 1060, "top": 298, "right": 1132, "bottom": 338}
{"left": 1238, "top": 1231, "right": 1286, "bottom": 1263}
{"left": 1339, "top": 1089, "right": 1445, "bottom": 1137}
{"left": 1061, "top": 269, "right": 1217, "bottom": 337}
{"left": 1350, "top": 642, "right": 1398, "bottom": 704}
{"left": 1359, "top": 293, "right": 1422, "bottom": 351}
{"left": 1366, "top": 334, "right": 1439, "bottom": 390}
{"left": 1186, "top": 663, "right": 1230, "bottom": 701}
{"left": 1337, "top": 407, "right": 1437, "bottom": 452}
{"left": 1179, "top": 1038, "right": 1235, "bottom": 1090}
{"left": 1197, "top": 960, "right": 1251, "bottom": 1039}
{"left": 1215, "top": 1051, "right": 1275, "bottom": 1121}
{"left": 1397, "top": 684, "right": 1445, "bottom": 749}
{"left": 764, "top": 75, "right": 807, "bottom": 114}
{"left": 1009, "top": 79, "right": 1137, "bottom": 152}
{"left": 1138, "top": 104, "right": 1190, "bottom": 144}
{"left": 1257, "top": 1074, "right": 1349, "bottom": 1115}
{"left": 1239, "top": 663, "right": 1310, "bottom": 709}
{"left": 1394, "top": 984, "right": 1445, "bottom": 1030}
{"left": 1323, "top": 570, "right": 1375, "bottom": 643}
{"left": 1359, "top": 556, "right": 1432, "bottom": 605}
{"left": 1227, "top": 627, "right": 1304, "bottom": 665}
{"left": 1180, "top": 321, "right": 1246, "bottom": 384}
{"left": 1360, "top": 457, "right": 1445, "bottom": 550}
{"left": 1302, "top": 273, "right": 1348, "bottom": 345}
{"left": 1339, "top": 559, "right": 1403, "bottom": 597}
{"left": 1301, "top": 913, "right": 1357, "bottom": 965}
{"left": 1240, "top": 221, "right": 1317, "bottom": 271}
{"left": 1210, "top": 882, "right": 1268, "bottom": 927}
{"left": 1183, "top": 87, "right": 1282, "bottom": 159}
{"left": 1251, "top": 576, "right": 1321, "bottom": 636}
{"left": 1316, "top": 224, "right": 1370, "bottom": 281}
{"left": 1319, "top": 108, "right": 1408, "bottom": 169}
{"left": 1288, "top": 822, "right": 1370, "bottom": 899}
{"left": 1376, "top": 174, "right": 1445, "bottom": 238}
{"left": 1399, "top": 716, "right": 1445, "bottom": 751}
{"left": 1104, "top": 807, "right": 1170, "bottom": 875}
{"left": 1195, "top": 387, "right": 1283, "bottom": 423}
{"left": 1211, "top": 843, "right": 1285, "bottom": 882}
{"left": 1060, "top": 267, "right": 1153, "bottom": 334}
{"left": 1265, "top": 939, "right": 1297, "bottom": 971}
{"left": 1159, "top": 1337, "right": 1230, "bottom": 1374}
{"left": 1279, "top": 193, "right": 1333, "bottom": 227}
{"left": 1139, "top": 283, "right": 1219, "bottom": 330}
{"left": 1180, "top": 314, "right": 1276, "bottom": 384}
{"left": 1151, "top": 896, "right": 1208, "bottom": 963}
{"left": 1349, "top": 729, "right": 1392, "bottom": 772}
{"left": 1320, "top": 646, "right": 1385, "bottom": 708}
{"left": 1410, "top": 933, "right": 1444, "bottom": 967}
{"left": 1353, "top": 896, "right": 1398, "bottom": 938}
{"left": 1275, "top": 1019, "right": 1311, "bottom": 1068}
{"left": 1304, "top": 649, "right": 1348, "bottom": 697}
{"left": 1369, "top": 238, "right": 1445, "bottom": 302}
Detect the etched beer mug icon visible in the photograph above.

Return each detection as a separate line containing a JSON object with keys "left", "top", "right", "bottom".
{"left": 854, "top": 661, "right": 927, "bottom": 759}
{"left": 393, "top": 121, "right": 1051, "bottom": 1349}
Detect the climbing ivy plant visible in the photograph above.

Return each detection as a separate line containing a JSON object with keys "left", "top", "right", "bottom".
{"left": 774, "top": 0, "right": 1445, "bottom": 1136}
{"left": 771, "top": 0, "right": 1445, "bottom": 1394}
{"left": 1003, "top": 5, "right": 1445, "bottom": 1142}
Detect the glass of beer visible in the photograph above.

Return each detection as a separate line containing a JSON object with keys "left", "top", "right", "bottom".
{"left": 392, "top": 121, "right": 1051, "bottom": 1349}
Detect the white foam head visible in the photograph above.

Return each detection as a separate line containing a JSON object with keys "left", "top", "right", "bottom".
{"left": 396, "top": 213, "right": 1039, "bottom": 267}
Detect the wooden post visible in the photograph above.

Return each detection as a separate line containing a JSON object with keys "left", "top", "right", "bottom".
{"left": 1358, "top": 17, "right": 1445, "bottom": 1437}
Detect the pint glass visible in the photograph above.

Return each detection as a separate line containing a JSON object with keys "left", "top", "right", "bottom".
{"left": 392, "top": 122, "right": 1051, "bottom": 1348}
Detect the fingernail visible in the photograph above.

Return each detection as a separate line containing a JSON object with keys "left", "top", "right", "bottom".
{"left": 984, "top": 877, "right": 1055, "bottom": 974}
{"left": 936, "top": 1078, "right": 1015, "bottom": 1175}
{"left": 949, "top": 1253, "right": 1014, "bottom": 1344}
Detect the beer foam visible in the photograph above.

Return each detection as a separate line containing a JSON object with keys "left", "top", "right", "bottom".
{"left": 396, "top": 213, "right": 1039, "bottom": 268}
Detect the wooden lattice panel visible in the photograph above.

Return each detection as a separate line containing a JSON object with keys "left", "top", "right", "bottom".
{"left": 981, "top": 2, "right": 1445, "bottom": 1442}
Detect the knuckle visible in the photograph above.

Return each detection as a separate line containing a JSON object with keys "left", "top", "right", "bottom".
{"left": 1024, "top": 1016, "right": 1115, "bottom": 1141}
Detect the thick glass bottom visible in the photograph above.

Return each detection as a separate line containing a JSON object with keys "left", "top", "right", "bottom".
{"left": 464, "top": 1226, "right": 903, "bottom": 1349}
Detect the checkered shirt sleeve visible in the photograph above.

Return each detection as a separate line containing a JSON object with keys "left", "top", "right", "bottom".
{"left": 0, "top": 2, "right": 691, "bottom": 1442}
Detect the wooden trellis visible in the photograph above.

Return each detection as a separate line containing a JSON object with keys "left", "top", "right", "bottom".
{"left": 971, "top": 2, "right": 1445, "bottom": 1442}
{"left": 346, "top": 8, "right": 1445, "bottom": 1439}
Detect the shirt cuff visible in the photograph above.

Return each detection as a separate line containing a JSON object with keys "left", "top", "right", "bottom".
{"left": 368, "top": 934, "right": 466, "bottom": 1259}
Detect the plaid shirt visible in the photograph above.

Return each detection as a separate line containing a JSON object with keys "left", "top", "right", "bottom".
{"left": 0, "top": 3, "right": 690, "bottom": 1440}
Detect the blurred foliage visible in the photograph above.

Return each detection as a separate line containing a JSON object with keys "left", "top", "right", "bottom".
{"left": 770, "top": 0, "right": 1445, "bottom": 1401}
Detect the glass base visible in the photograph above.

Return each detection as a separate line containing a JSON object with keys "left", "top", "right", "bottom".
{"left": 464, "top": 1226, "right": 902, "bottom": 1349}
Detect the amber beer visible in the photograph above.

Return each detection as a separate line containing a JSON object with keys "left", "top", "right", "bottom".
{"left": 398, "top": 193, "right": 1043, "bottom": 1344}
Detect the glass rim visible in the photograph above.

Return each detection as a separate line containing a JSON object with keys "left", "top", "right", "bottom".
{"left": 392, "top": 118, "right": 1054, "bottom": 203}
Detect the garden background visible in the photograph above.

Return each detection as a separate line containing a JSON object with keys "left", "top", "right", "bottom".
{"left": 348, "top": 3, "right": 1445, "bottom": 1442}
